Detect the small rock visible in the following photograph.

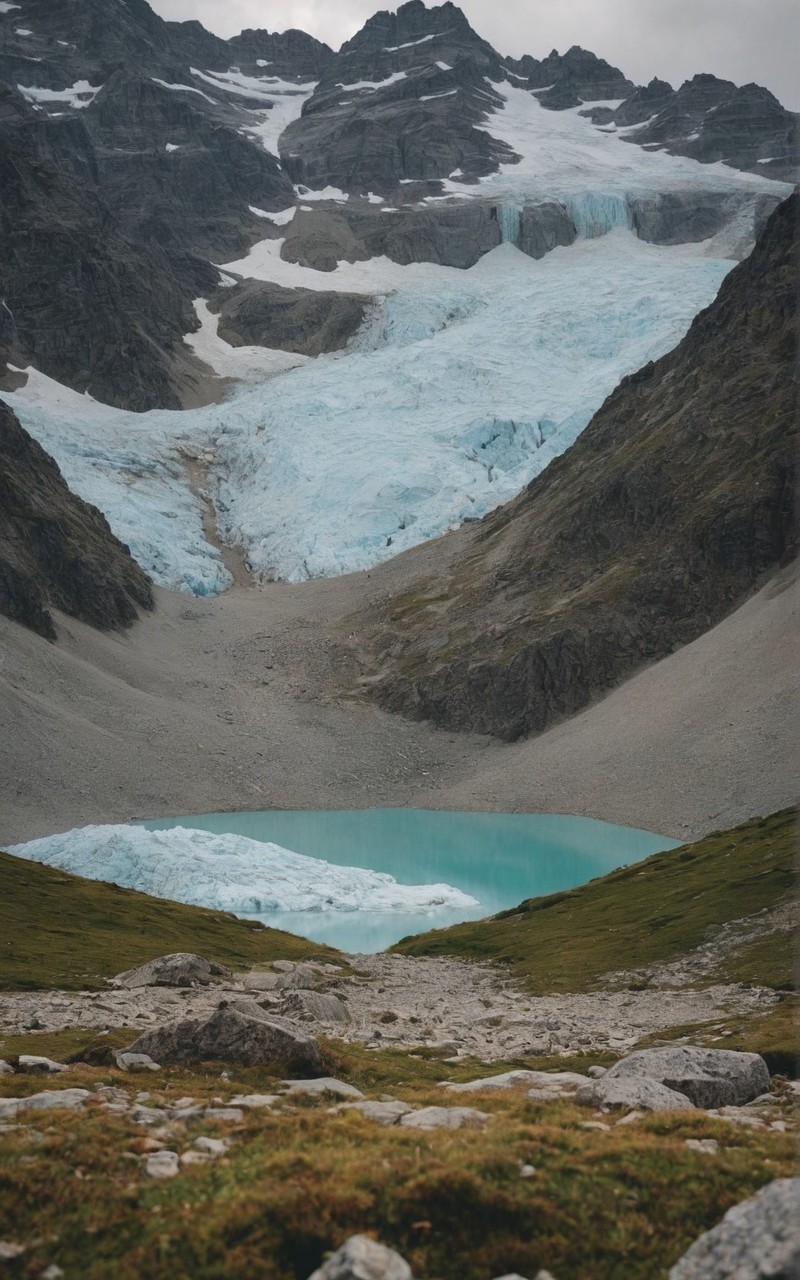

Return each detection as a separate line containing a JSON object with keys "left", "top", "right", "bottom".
{"left": 230, "top": 1094, "right": 279, "bottom": 1109}
{"left": 399, "top": 1106, "right": 489, "bottom": 1131}
{"left": 194, "top": 1136, "right": 228, "bottom": 1156}
{"left": 340, "top": 1101, "right": 414, "bottom": 1126}
{"left": 114, "top": 1052, "right": 160, "bottom": 1073}
{"left": 283, "top": 991, "right": 351, "bottom": 1024}
{"left": 575, "top": 1077, "right": 695, "bottom": 1112}
{"left": 685, "top": 1139, "right": 719, "bottom": 1155}
{"left": 203, "top": 1108, "right": 245, "bottom": 1123}
{"left": 180, "top": 1150, "right": 211, "bottom": 1167}
{"left": 587, "top": 1065, "right": 607, "bottom": 1079}
{"left": 0, "top": 1061, "right": 14, "bottom": 1076}
{"left": 423, "top": 1041, "right": 461, "bottom": 1058}
{"left": 145, "top": 1150, "right": 180, "bottom": 1179}
{"left": 18, "top": 1055, "right": 67, "bottom": 1075}
{"left": 520, "top": 1164, "right": 537, "bottom": 1178}
{"left": 580, "top": 1121, "right": 610, "bottom": 1132}
{"left": 307, "top": 1234, "right": 412, "bottom": 1280}
{"left": 129, "top": 1105, "right": 170, "bottom": 1127}
{"left": 0, "top": 1089, "right": 90, "bottom": 1120}
{"left": 272, "top": 960, "right": 296, "bottom": 973}
{"left": 0, "top": 1242, "right": 25, "bottom": 1261}
{"left": 40, "top": 1267, "right": 64, "bottom": 1279}
{"left": 283, "top": 1078, "right": 364, "bottom": 1100}
{"left": 242, "top": 972, "right": 281, "bottom": 991}
{"left": 615, "top": 1110, "right": 645, "bottom": 1127}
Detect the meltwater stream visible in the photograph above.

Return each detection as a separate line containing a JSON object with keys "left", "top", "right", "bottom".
{"left": 142, "top": 810, "right": 679, "bottom": 952}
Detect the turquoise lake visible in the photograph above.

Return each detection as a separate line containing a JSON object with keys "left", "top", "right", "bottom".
{"left": 141, "top": 810, "right": 680, "bottom": 953}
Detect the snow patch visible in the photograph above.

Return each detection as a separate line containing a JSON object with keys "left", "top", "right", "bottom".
{"left": 250, "top": 205, "right": 297, "bottom": 225}
{"left": 384, "top": 33, "right": 440, "bottom": 52}
{"left": 151, "top": 77, "right": 215, "bottom": 103}
{"left": 420, "top": 89, "right": 457, "bottom": 102}
{"left": 165, "top": 142, "right": 180, "bottom": 152}
{"left": 0, "top": 3, "right": 22, "bottom": 12}
{"left": 335, "top": 71, "right": 408, "bottom": 92}
{"left": 18, "top": 79, "right": 101, "bottom": 109}
{"left": 9, "top": 825, "right": 480, "bottom": 916}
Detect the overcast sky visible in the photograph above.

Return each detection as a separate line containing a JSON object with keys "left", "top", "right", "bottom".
{"left": 151, "top": 0, "right": 800, "bottom": 110}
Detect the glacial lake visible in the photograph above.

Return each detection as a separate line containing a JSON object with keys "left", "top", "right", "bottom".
{"left": 141, "top": 810, "right": 680, "bottom": 953}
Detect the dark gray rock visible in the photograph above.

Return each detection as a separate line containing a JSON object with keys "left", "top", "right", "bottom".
{"left": 308, "top": 1235, "right": 413, "bottom": 1280}
{"left": 668, "top": 1178, "right": 800, "bottom": 1279}
{"left": 604, "top": 1046, "right": 771, "bottom": 1108}
{"left": 0, "top": 401, "right": 153, "bottom": 639}
{"left": 507, "top": 45, "right": 634, "bottom": 108}
{"left": 629, "top": 190, "right": 781, "bottom": 250}
{"left": 112, "top": 954, "right": 232, "bottom": 989}
{"left": 212, "top": 281, "right": 368, "bottom": 357}
{"left": 125, "top": 1006, "right": 324, "bottom": 1074}
{"left": 518, "top": 202, "right": 577, "bottom": 259}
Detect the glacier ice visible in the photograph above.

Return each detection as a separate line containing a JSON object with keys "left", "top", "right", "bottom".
{"left": 9, "top": 825, "right": 480, "bottom": 916}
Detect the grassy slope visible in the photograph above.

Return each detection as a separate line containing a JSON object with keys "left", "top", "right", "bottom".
{"left": 393, "top": 811, "right": 797, "bottom": 992}
{"left": 0, "top": 1047, "right": 795, "bottom": 1280}
{"left": 0, "top": 849, "right": 341, "bottom": 990}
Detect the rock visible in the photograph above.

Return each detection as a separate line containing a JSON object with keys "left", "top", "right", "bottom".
{"left": 0, "top": 1089, "right": 90, "bottom": 1120}
{"left": 145, "top": 1150, "right": 180, "bottom": 1179}
{"left": 0, "top": 1242, "right": 25, "bottom": 1261}
{"left": 125, "top": 1006, "right": 324, "bottom": 1074}
{"left": 241, "top": 972, "right": 282, "bottom": 992}
{"left": 0, "top": 1061, "right": 13, "bottom": 1075}
{"left": 40, "top": 1266, "right": 65, "bottom": 1280}
{"left": 203, "top": 1108, "right": 245, "bottom": 1123}
{"left": 276, "top": 963, "right": 327, "bottom": 990}
{"left": 423, "top": 1041, "right": 461, "bottom": 1058}
{"left": 283, "top": 991, "right": 351, "bottom": 1024}
{"left": 340, "top": 1101, "right": 414, "bottom": 1126}
{"left": 272, "top": 960, "right": 296, "bottom": 973}
{"left": 112, "top": 953, "right": 232, "bottom": 989}
{"left": 525, "top": 1072, "right": 592, "bottom": 1102}
{"left": 212, "top": 280, "right": 368, "bottom": 357}
{"left": 575, "top": 1077, "right": 695, "bottom": 1112}
{"left": 0, "top": 402, "right": 154, "bottom": 639}
{"left": 668, "top": 1178, "right": 800, "bottom": 1279}
{"left": 129, "top": 1105, "right": 170, "bottom": 1127}
{"left": 445, "top": 1070, "right": 584, "bottom": 1095}
{"left": 685, "top": 1139, "right": 719, "bottom": 1155}
{"left": 283, "top": 1078, "right": 364, "bottom": 1100}
{"left": 605, "top": 1046, "right": 771, "bottom": 1108}
{"left": 307, "top": 1234, "right": 412, "bottom": 1280}
{"left": 587, "top": 1066, "right": 607, "bottom": 1079}
{"left": 194, "top": 1136, "right": 228, "bottom": 1156}
{"left": 17, "top": 1056, "right": 68, "bottom": 1075}
{"left": 399, "top": 1106, "right": 489, "bottom": 1131}
{"left": 580, "top": 1121, "right": 610, "bottom": 1132}
{"left": 114, "top": 1052, "right": 161, "bottom": 1073}
{"left": 230, "top": 1094, "right": 279, "bottom": 1109}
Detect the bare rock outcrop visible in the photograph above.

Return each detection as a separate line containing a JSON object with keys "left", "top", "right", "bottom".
{"left": 125, "top": 1006, "right": 324, "bottom": 1074}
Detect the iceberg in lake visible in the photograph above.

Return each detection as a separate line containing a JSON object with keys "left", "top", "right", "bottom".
{"left": 9, "top": 824, "right": 479, "bottom": 915}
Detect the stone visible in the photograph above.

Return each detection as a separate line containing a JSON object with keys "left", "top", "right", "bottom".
{"left": 685, "top": 1139, "right": 719, "bottom": 1155}
{"left": 283, "top": 1078, "right": 364, "bottom": 1100}
{"left": 0, "top": 1089, "right": 90, "bottom": 1120}
{"left": 0, "top": 1061, "right": 13, "bottom": 1075}
{"left": 0, "top": 1243, "right": 25, "bottom": 1261}
{"left": 576, "top": 1077, "right": 695, "bottom": 1111}
{"left": 307, "top": 1234, "right": 412, "bottom": 1280}
{"left": 125, "top": 1006, "right": 323, "bottom": 1074}
{"left": 399, "top": 1106, "right": 489, "bottom": 1131}
{"left": 203, "top": 1108, "right": 245, "bottom": 1123}
{"left": 194, "top": 1136, "right": 228, "bottom": 1156}
{"left": 114, "top": 1052, "right": 160, "bottom": 1073}
{"left": 668, "top": 1178, "right": 800, "bottom": 1279}
{"left": 17, "top": 1056, "right": 68, "bottom": 1075}
{"left": 40, "top": 1267, "right": 65, "bottom": 1279}
{"left": 605, "top": 1046, "right": 770, "bottom": 1108}
{"left": 112, "top": 953, "right": 232, "bottom": 989}
{"left": 272, "top": 960, "right": 296, "bottom": 972}
{"left": 587, "top": 1066, "right": 607, "bottom": 1079}
{"left": 340, "top": 1101, "right": 414, "bottom": 1126}
{"left": 145, "top": 1150, "right": 180, "bottom": 1179}
{"left": 445, "top": 1070, "right": 585, "bottom": 1095}
{"left": 283, "top": 991, "right": 351, "bottom": 1024}
{"left": 230, "top": 1094, "right": 280, "bottom": 1109}
{"left": 129, "top": 1106, "right": 170, "bottom": 1127}
{"left": 520, "top": 1165, "right": 536, "bottom": 1178}
{"left": 241, "top": 972, "right": 282, "bottom": 992}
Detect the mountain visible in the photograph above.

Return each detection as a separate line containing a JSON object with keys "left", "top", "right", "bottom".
{"left": 0, "top": 0, "right": 796, "bottom": 412}
{"left": 354, "top": 192, "right": 798, "bottom": 740}
{"left": 0, "top": 400, "right": 153, "bottom": 639}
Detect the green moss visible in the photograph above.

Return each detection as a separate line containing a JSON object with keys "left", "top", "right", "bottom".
{"left": 0, "top": 849, "right": 343, "bottom": 991}
{"left": 393, "top": 811, "right": 797, "bottom": 994}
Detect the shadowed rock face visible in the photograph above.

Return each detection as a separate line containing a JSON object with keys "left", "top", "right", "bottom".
{"left": 0, "top": 401, "right": 153, "bottom": 639}
{"left": 358, "top": 193, "right": 798, "bottom": 740}
{"left": 210, "top": 282, "right": 369, "bottom": 358}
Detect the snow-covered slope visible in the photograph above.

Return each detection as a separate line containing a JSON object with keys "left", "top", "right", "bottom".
{"left": 9, "top": 825, "right": 479, "bottom": 915}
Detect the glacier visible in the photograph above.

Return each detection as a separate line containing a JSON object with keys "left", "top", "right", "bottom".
{"left": 9, "top": 825, "right": 480, "bottom": 916}
{"left": 2, "top": 76, "right": 791, "bottom": 593}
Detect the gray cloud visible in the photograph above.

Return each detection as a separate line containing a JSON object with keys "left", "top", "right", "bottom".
{"left": 150, "top": 0, "right": 800, "bottom": 110}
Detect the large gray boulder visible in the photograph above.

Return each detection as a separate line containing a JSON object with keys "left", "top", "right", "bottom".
{"left": 125, "top": 1007, "right": 323, "bottom": 1075}
{"left": 575, "top": 1077, "right": 695, "bottom": 1112}
{"left": 668, "top": 1178, "right": 800, "bottom": 1279}
{"left": 111, "top": 953, "right": 232, "bottom": 989}
{"left": 604, "top": 1047, "right": 770, "bottom": 1108}
{"left": 307, "top": 1235, "right": 412, "bottom": 1280}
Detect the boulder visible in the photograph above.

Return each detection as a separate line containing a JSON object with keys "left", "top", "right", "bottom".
{"left": 124, "top": 1007, "right": 323, "bottom": 1074}
{"left": 0, "top": 1089, "right": 90, "bottom": 1120}
{"left": 668, "top": 1178, "right": 800, "bottom": 1279}
{"left": 575, "top": 1077, "right": 695, "bottom": 1112}
{"left": 605, "top": 1047, "right": 770, "bottom": 1108}
{"left": 445, "top": 1070, "right": 584, "bottom": 1094}
{"left": 399, "top": 1106, "right": 489, "bottom": 1131}
{"left": 17, "top": 1055, "right": 67, "bottom": 1075}
{"left": 0, "top": 1061, "right": 13, "bottom": 1076}
{"left": 340, "top": 1100, "right": 414, "bottom": 1126}
{"left": 111, "top": 953, "right": 233, "bottom": 989}
{"left": 308, "top": 1235, "right": 412, "bottom": 1280}
{"left": 145, "top": 1150, "right": 180, "bottom": 1179}
{"left": 282, "top": 991, "right": 351, "bottom": 1023}
{"left": 114, "top": 1052, "right": 160, "bottom": 1073}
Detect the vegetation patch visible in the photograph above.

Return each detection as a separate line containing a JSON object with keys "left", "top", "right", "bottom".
{"left": 0, "top": 849, "right": 343, "bottom": 991}
{"left": 393, "top": 811, "right": 797, "bottom": 993}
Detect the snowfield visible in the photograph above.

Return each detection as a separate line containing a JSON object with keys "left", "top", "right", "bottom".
{"left": 9, "top": 825, "right": 480, "bottom": 916}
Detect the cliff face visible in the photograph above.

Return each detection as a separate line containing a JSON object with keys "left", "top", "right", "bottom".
{"left": 0, "top": 401, "right": 153, "bottom": 639}
{"left": 359, "top": 193, "right": 798, "bottom": 740}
